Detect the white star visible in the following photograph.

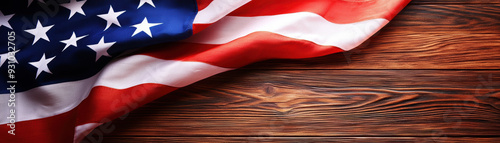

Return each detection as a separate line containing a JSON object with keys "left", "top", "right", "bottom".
{"left": 61, "top": 0, "right": 87, "bottom": 20}
{"left": 138, "top": 0, "right": 155, "bottom": 9}
{"left": 28, "top": 0, "right": 45, "bottom": 7}
{"left": 87, "top": 37, "right": 115, "bottom": 61}
{"left": 25, "top": 20, "right": 54, "bottom": 45}
{"left": 0, "top": 11, "right": 14, "bottom": 29}
{"left": 97, "top": 6, "right": 126, "bottom": 31}
{"left": 60, "top": 32, "right": 87, "bottom": 51}
{"left": 131, "top": 18, "right": 162, "bottom": 37}
{"left": 29, "top": 53, "right": 55, "bottom": 79}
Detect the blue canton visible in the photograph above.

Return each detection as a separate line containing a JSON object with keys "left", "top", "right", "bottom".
{"left": 0, "top": 0, "right": 198, "bottom": 93}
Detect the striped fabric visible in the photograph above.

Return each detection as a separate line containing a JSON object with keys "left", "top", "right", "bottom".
{"left": 0, "top": 0, "right": 410, "bottom": 142}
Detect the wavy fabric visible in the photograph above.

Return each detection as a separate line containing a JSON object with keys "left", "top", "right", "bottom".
{"left": 0, "top": 0, "right": 410, "bottom": 142}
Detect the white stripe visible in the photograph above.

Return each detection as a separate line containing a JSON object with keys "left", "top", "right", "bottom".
{"left": 0, "top": 56, "right": 231, "bottom": 124}
{"left": 95, "top": 55, "right": 232, "bottom": 89}
{"left": 0, "top": 75, "right": 97, "bottom": 124}
{"left": 193, "top": 0, "right": 251, "bottom": 24}
{"left": 186, "top": 12, "right": 389, "bottom": 51}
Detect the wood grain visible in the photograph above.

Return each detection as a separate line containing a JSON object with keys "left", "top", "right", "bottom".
{"left": 243, "top": 4, "right": 500, "bottom": 70}
{"left": 385, "top": 5, "right": 500, "bottom": 34}
{"left": 97, "top": 137, "right": 500, "bottom": 143}
{"left": 88, "top": 1, "right": 500, "bottom": 143}
{"left": 413, "top": 0, "right": 500, "bottom": 4}
{"left": 88, "top": 70, "right": 500, "bottom": 137}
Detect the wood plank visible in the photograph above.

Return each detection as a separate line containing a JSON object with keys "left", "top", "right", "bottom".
{"left": 412, "top": 0, "right": 500, "bottom": 4}
{"left": 243, "top": 4, "right": 500, "bottom": 70}
{"left": 90, "top": 70, "right": 500, "bottom": 137}
{"left": 94, "top": 137, "right": 500, "bottom": 143}
{"left": 382, "top": 5, "right": 500, "bottom": 34}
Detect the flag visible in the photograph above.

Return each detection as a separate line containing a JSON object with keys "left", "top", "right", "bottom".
{"left": 0, "top": 0, "right": 410, "bottom": 142}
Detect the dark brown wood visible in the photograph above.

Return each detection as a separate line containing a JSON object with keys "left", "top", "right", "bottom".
{"left": 243, "top": 4, "right": 500, "bottom": 70}
{"left": 413, "top": 0, "right": 500, "bottom": 4}
{"left": 86, "top": 70, "right": 500, "bottom": 138}
{"left": 88, "top": 1, "right": 500, "bottom": 143}
{"left": 99, "top": 137, "right": 500, "bottom": 143}
{"left": 384, "top": 5, "right": 500, "bottom": 34}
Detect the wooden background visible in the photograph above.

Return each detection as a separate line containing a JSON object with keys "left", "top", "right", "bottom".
{"left": 85, "top": 0, "right": 500, "bottom": 142}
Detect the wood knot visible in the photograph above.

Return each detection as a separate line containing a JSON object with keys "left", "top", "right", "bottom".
{"left": 263, "top": 83, "right": 276, "bottom": 95}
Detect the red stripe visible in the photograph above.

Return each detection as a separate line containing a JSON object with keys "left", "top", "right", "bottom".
{"left": 138, "top": 32, "right": 344, "bottom": 68}
{"left": 228, "top": 0, "right": 411, "bottom": 23}
{"left": 75, "top": 84, "right": 177, "bottom": 126}
{"left": 192, "top": 23, "right": 211, "bottom": 34}
{"left": 0, "top": 84, "right": 177, "bottom": 143}
{"left": 0, "top": 108, "right": 77, "bottom": 143}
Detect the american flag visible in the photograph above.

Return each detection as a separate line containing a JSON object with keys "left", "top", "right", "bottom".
{"left": 0, "top": 0, "right": 410, "bottom": 142}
